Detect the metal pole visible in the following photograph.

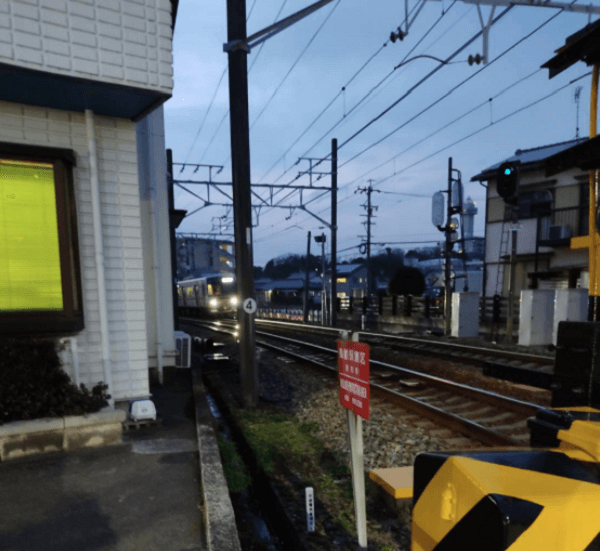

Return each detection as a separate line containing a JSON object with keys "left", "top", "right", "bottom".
{"left": 506, "top": 210, "right": 518, "bottom": 341}
{"left": 366, "top": 185, "right": 372, "bottom": 298}
{"left": 331, "top": 138, "right": 338, "bottom": 327}
{"left": 589, "top": 63, "right": 600, "bottom": 321}
{"left": 304, "top": 231, "right": 311, "bottom": 323}
{"left": 166, "top": 149, "right": 180, "bottom": 332}
{"left": 321, "top": 235, "right": 326, "bottom": 326}
{"left": 226, "top": 0, "right": 258, "bottom": 407}
{"left": 444, "top": 157, "right": 453, "bottom": 336}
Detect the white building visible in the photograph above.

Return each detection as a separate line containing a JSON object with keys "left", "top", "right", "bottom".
{"left": 0, "top": 0, "right": 180, "bottom": 407}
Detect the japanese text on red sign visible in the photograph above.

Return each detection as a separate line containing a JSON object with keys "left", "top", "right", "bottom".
{"left": 338, "top": 340, "right": 370, "bottom": 420}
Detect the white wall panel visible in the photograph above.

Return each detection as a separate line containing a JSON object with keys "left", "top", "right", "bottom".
{"left": 0, "top": 98, "right": 149, "bottom": 402}
{"left": 2, "top": 0, "right": 172, "bottom": 93}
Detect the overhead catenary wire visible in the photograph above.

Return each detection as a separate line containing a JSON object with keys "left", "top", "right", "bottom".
{"left": 181, "top": 0, "right": 261, "bottom": 166}
{"left": 256, "top": 47, "right": 583, "bottom": 243}
{"left": 194, "top": 0, "right": 290, "bottom": 166}
{"left": 255, "top": 0, "right": 436, "bottom": 185}
{"left": 258, "top": 0, "right": 458, "bottom": 212}
{"left": 259, "top": 1, "right": 573, "bottom": 234}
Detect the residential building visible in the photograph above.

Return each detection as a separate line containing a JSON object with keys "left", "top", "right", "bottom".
{"left": 0, "top": 0, "right": 180, "bottom": 407}
{"left": 325, "top": 263, "right": 369, "bottom": 297}
{"left": 471, "top": 137, "right": 590, "bottom": 298}
{"left": 176, "top": 234, "right": 235, "bottom": 279}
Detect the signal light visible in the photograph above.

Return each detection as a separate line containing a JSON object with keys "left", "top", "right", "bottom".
{"left": 497, "top": 161, "right": 520, "bottom": 204}
{"left": 468, "top": 54, "right": 483, "bottom": 66}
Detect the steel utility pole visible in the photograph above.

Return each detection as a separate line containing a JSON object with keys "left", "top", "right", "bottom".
{"left": 303, "top": 231, "right": 311, "bottom": 323}
{"left": 226, "top": 0, "right": 258, "bottom": 408}
{"left": 224, "top": 0, "right": 338, "bottom": 406}
{"left": 331, "top": 138, "right": 338, "bottom": 327}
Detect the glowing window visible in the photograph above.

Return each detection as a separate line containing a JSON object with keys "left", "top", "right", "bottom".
{"left": 0, "top": 143, "right": 82, "bottom": 334}
{"left": 0, "top": 160, "right": 62, "bottom": 310}
{"left": 337, "top": 278, "right": 347, "bottom": 284}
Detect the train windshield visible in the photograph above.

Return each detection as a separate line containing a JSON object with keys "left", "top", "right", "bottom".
{"left": 207, "top": 276, "right": 236, "bottom": 296}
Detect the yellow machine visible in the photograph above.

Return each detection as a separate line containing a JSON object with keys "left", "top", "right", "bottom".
{"left": 409, "top": 321, "right": 600, "bottom": 551}
{"left": 370, "top": 22, "right": 600, "bottom": 551}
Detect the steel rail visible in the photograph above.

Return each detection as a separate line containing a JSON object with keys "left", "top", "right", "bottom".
{"left": 253, "top": 332, "right": 525, "bottom": 447}
{"left": 255, "top": 318, "right": 554, "bottom": 366}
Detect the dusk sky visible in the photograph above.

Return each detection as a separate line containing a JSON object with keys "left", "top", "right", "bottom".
{"left": 164, "top": 0, "right": 597, "bottom": 267}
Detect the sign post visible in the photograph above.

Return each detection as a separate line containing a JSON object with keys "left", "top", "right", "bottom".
{"left": 338, "top": 333, "right": 370, "bottom": 549}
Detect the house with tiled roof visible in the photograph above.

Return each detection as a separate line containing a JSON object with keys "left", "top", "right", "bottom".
{"left": 471, "top": 137, "right": 590, "bottom": 299}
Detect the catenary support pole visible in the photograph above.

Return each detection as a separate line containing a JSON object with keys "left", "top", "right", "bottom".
{"left": 304, "top": 231, "right": 311, "bottom": 323}
{"left": 226, "top": 0, "right": 258, "bottom": 407}
{"left": 331, "top": 138, "right": 338, "bottom": 327}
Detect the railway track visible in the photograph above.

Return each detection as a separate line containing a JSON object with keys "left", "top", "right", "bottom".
{"left": 181, "top": 317, "right": 543, "bottom": 447}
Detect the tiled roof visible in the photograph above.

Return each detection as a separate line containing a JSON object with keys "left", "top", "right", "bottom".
{"left": 471, "top": 137, "right": 588, "bottom": 181}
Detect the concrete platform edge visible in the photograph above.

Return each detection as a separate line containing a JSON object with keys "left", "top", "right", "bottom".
{"left": 191, "top": 365, "right": 242, "bottom": 551}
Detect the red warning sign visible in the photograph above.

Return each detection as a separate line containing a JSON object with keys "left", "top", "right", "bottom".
{"left": 338, "top": 340, "right": 370, "bottom": 420}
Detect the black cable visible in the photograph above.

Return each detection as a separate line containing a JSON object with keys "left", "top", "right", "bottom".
{"left": 380, "top": 70, "right": 592, "bottom": 182}
{"left": 250, "top": 0, "right": 341, "bottom": 131}
{"left": 182, "top": 0, "right": 261, "bottom": 165}
{"left": 196, "top": 0, "right": 290, "bottom": 164}
{"left": 343, "top": 67, "right": 543, "bottom": 189}
{"left": 260, "top": 0, "right": 458, "bottom": 211}
{"left": 256, "top": 40, "right": 391, "bottom": 183}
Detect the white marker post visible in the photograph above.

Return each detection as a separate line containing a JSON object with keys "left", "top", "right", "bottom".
{"left": 338, "top": 331, "right": 369, "bottom": 549}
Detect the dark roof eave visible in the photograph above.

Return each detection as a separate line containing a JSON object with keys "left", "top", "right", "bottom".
{"left": 544, "top": 135, "right": 600, "bottom": 176}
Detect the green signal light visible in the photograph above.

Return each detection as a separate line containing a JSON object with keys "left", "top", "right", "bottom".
{"left": 504, "top": 168, "right": 512, "bottom": 175}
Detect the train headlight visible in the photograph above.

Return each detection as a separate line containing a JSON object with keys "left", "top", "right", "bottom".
{"left": 230, "top": 296, "right": 239, "bottom": 306}
{"left": 209, "top": 298, "right": 219, "bottom": 308}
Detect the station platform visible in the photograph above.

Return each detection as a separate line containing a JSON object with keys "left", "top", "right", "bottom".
{"left": 0, "top": 364, "right": 240, "bottom": 551}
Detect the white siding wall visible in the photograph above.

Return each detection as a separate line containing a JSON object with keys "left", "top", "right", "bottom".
{"left": 0, "top": 0, "right": 173, "bottom": 93}
{"left": 137, "top": 104, "right": 175, "bottom": 369}
{"left": 0, "top": 99, "right": 150, "bottom": 402}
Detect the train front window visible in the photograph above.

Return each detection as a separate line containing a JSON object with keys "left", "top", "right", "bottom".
{"left": 207, "top": 277, "right": 236, "bottom": 296}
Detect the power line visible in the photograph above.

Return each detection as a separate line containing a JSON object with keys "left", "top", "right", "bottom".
{"left": 257, "top": 1, "right": 458, "bottom": 213}
{"left": 249, "top": 0, "right": 341, "bottom": 132}
{"left": 181, "top": 0, "right": 261, "bottom": 165}
{"left": 269, "top": 2, "right": 571, "bottom": 225}
{"left": 343, "top": 67, "right": 543, "bottom": 189}
{"left": 255, "top": 40, "right": 391, "bottom": 184}
{"left": 195, "top": 0, "right": 290, "bottom": 165}
{"left": 378, "top": 69, "right": 592, "bottom": 181}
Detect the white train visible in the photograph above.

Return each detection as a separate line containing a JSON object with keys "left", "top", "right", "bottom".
{"left": 177, "top": 274, "right": 238, "bottom": 316}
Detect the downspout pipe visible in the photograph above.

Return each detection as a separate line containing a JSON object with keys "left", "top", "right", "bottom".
{"left": 85, "top": 109, "right": 114, "bottom": 407}
{"left": 151, "top": 171, "right": 164, "bottom": 385}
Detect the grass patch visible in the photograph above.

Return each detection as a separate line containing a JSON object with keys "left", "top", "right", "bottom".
{"left": 216, "top": 434, "right": 252, "bottom": 493}
{"left": 234, "top": 406, "right": 405, "bottom": 549}
{"left": 239, "top": 410, "right": 323, "bottom": 475}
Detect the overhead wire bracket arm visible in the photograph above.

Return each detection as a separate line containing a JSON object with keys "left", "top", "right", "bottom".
{"left": 223, "top": 0, "right": 337, "bottom": 53}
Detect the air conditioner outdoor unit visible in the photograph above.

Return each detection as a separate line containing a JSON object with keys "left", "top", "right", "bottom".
{"left": 174, "top": 331, "right": 192, "bottom": 368}
{"left": 548, "top": 224, "right": 571, "bottom": 240}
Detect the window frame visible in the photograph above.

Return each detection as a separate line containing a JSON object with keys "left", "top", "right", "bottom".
{"left": 0, "top": 141, "right": 83, "bottom": 335}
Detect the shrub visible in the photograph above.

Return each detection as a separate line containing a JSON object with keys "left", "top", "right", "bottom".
{"left": 0, "top": 337, "right": 110, "bottom": 425}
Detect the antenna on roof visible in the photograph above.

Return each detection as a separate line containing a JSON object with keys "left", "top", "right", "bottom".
{"left": 574, "top": 86, "right": 582, "bottom": 139}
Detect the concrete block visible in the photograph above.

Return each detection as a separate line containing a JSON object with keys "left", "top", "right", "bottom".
{"left": 0, "top": 430, "right": 64, "bottom": 460}
{"left": 63, "top": 421, "right": 123, "bottom": 450}
{"left": 0, "top": 417, "right": 64, "bottom": 437}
